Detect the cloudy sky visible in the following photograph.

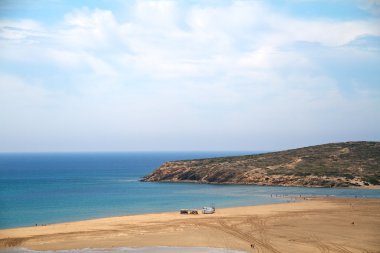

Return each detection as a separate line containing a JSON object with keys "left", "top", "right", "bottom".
{"left": 0, "top": 0, "right": 379, "bottom": 152}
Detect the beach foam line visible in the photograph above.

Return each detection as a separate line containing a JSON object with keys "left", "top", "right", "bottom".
{"left": 0, "top": 247, "right": 247, "bottom": 253}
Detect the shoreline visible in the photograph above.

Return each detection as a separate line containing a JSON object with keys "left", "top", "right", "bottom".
{"left": 0, "top": 197, "right": 290, "bottom": 231}
{"left": 1, "top": 197, "right": 380, "bottom": 252}
{"left": 143, "top": 179, "right": 380, "bottom": 189}
{"left": 2, "top": 189, "right": 379, "bottom": 231}
{"left": 0, "top": 193, "right": 365, "bottom": 231}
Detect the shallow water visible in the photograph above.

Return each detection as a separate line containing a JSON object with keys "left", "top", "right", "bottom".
{"left": 1, "top": 152, "right": 379, "bottom": 229}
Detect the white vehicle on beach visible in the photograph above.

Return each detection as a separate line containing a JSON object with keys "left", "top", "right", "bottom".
{"left": 202, "top": 206, "right": 215, "bottom": 214}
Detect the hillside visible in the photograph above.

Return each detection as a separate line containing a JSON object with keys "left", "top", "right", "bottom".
{"left": 142, "top": 142, "right": 380, "bottom": 187}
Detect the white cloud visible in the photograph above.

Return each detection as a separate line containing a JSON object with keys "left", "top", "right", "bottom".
{"left": 359, "top": 0, "right": 380, "bottom": 16}
{"left": 0, "top": 1, "right": 379, "bottom": 151}
{"left": 0, "top": 19, "right": 47, "bottom": 44}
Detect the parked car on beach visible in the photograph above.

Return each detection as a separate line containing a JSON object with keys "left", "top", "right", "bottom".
{"left": 202, "top": 206, "right": 215, "bottom": 214}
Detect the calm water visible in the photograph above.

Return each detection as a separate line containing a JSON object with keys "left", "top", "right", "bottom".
{"left": 1, "top": 152, "right": 380, "bottom": 229}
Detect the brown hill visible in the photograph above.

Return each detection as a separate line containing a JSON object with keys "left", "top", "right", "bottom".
{"left": 142, "top": 141, "right": 380, "bottom": 188}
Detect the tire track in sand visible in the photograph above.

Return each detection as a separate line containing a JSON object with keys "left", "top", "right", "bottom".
{"left": 201, "top": 217, "right": 281, "bottom": 253}
{"left": 307, "top": 233, "right": 358, "bottom": 253}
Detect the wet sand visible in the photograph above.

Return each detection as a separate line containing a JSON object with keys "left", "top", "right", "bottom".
{"left": 1, "top": 197, "right": 379, "bottom": 253}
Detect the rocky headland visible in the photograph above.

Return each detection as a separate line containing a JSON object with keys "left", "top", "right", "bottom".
{"left": 142, "top": 141, "right": 380, "bottom": 188}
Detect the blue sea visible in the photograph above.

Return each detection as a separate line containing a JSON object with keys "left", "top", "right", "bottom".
{"left": 1, "top": 152, "right": 380, "bottom": 230}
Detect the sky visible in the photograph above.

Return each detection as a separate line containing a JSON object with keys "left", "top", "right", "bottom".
{"left": 0, "top": 0, "right": 379, "bottom": 152}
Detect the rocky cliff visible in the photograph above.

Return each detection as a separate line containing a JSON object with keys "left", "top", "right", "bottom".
{"left": 142, "top": 142, "right": 380, "bottom": 187}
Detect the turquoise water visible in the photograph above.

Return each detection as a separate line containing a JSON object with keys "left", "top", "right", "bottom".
{"left": 1, "top": 152, "right": 380, "bottom": 229}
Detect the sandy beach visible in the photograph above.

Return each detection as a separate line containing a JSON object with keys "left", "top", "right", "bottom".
{"left": 1, "top": 197, "right": 379, "bottom": 253}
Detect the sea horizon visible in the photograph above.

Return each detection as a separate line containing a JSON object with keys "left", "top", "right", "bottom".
{"left": 0, "top": 150, "right": 264, "bottom": 154}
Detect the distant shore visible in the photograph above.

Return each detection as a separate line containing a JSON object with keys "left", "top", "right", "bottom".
{"left": 1, "top": 197, "right": 380, "bottom": 252}
{"left": 143, "top": 142, "right": 380, "bottom": 188}
{"left": 142, "top": 179, "right": 380, "bottom": 189}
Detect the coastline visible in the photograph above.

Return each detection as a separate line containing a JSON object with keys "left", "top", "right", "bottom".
{"left": 143, "top": 179, "right": 380, "bottom": 189}
{"left": 1, "top": 197, "right": 380, "bottom": 252}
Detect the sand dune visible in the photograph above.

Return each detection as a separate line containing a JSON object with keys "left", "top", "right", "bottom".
{"left": 1, "top": 198, "right": 380, "bottom": 253}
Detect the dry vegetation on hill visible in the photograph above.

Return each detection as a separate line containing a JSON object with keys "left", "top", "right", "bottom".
{"left": 142, "top": 142, "right": 380, "bottom": 187}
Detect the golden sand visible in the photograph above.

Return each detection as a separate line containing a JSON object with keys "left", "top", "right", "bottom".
{"left": 1, "top": 197, "right": 379, "bottom": 253}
